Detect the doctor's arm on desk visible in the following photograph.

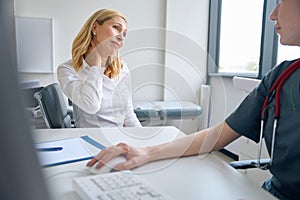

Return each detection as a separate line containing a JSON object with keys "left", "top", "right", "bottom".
{"left": 87, "top": 121, "right": 240, "bottom": 170}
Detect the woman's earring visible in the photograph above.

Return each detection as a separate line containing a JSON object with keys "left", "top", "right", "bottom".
{"left": 93, "top": 32, "right": 96, "bottom": 36}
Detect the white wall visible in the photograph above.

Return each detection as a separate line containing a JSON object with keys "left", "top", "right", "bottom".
{"left": 15, "top": 0, "right": 208, "bottom": 103}
{"left": 209, "top": 76, "right": 247, "bottom": 126}
{"left": 15, "top": 0, "right": 167, "bottom": 99}
{"left": 14, "top": 0, "right": 166, "bottom": 68}
{"left": 165, "top": 0, "right": 209, "bottom": 104}
{"left": 208, "top": 76, "right": 247, "bottom": 154}
{"left": 15, "top": 0, "right": 210, "bottom": 133}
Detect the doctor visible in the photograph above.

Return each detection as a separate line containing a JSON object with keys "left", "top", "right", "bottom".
{"left": 88, "top": 1, "right": 300, "bottom": 199}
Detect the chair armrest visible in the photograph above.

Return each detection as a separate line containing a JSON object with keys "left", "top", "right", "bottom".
{"left": 229, "top": 158, "right": 270, "bottom": 170}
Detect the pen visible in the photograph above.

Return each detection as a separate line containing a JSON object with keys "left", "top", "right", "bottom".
{"left": 36, "top": 147, "right": 63, "bottom": 152}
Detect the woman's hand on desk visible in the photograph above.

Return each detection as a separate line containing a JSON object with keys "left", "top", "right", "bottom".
{"left": 87, "top": 143, "right": 153, "bottom": 170}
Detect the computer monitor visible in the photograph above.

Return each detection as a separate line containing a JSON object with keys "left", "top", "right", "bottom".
{"left": 0, "top": 0, "right": 50, "bottom": 199}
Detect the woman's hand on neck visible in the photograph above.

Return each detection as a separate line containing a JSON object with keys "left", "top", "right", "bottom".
{"left": 84, "top": 41, "right": 108, "bottom": 68}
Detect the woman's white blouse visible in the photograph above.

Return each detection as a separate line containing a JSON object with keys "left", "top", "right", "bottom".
{"left": 57, "top": 59, "right": 141, "bottom": 128}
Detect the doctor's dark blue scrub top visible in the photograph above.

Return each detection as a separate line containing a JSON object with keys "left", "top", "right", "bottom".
{"left": 225, "top": 59, "right": 300, "bottom": 200}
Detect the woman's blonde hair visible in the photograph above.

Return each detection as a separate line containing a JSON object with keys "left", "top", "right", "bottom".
{"left": 72, "top": 9, "right": 127, "bottom": 78}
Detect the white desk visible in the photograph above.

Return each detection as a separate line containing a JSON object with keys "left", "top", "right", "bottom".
{"left": 33, "top": 126, "right": 276, "bottom": 200}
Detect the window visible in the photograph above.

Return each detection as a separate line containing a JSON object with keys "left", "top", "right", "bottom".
{"left": 208, "top": 0, "right": 279, "bottom": 78}
{"left": 277, "top": 43, "right": 300, "bottom": 64}
{"left": 218, "top": 0, "right": 264, "bottom": 76}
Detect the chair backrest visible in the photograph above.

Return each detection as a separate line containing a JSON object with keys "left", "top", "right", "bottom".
{"left": 21, "top": 86, "right": 44, "bottom": 108}
{"left": 34, "top": 83, "right": 71, "bottom": 128}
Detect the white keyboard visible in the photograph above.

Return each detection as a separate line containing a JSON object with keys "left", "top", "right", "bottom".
{"left": 73, "top": 170, "right": 172, "bottom": 200}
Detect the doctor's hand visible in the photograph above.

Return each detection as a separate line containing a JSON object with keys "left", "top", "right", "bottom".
{"left": 86, "top": 143, "right": 153, "bottom": 171}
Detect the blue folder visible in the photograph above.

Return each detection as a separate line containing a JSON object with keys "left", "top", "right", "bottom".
{"left": 36, "top": 135, "right": 106, "bottom": 167}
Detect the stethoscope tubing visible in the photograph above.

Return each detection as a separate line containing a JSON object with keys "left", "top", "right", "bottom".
{"left": 258, "top": 58, "right": 300, "bottom": 169}
{"left": 261, "top": 59, "right": 300, "bottom": 119}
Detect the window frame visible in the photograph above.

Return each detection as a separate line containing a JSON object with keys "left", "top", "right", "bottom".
{"left": 207, "top": 0, "right": 279, "bottom": 79}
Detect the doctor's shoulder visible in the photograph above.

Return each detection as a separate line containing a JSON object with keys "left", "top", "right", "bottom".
{"left": 262, "top": 59, "right": 297, "bottom": 85}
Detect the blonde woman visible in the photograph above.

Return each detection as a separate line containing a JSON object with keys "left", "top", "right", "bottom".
{"left": 57, "top": 9, "right": 141, "bottom": 128}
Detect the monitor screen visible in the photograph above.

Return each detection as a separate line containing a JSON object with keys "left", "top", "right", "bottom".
{"left": 0, "top": 0, "right": 50, "bottom": 199}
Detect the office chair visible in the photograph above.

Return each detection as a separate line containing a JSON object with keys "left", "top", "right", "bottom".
{"left": 33, "top": 83, "right": 72, "bottom": 128}
{"left": 20, "top": 86, "right": 47, "bottom": 128}
{"left": 20, "top": 86, "right": 44, "bottom": 108}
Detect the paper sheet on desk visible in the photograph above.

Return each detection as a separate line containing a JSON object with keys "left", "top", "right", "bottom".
{"left": 35, "top": 136, "right": 105, "bottom": 167}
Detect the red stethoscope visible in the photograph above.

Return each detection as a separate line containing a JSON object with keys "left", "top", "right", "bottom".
{"left": 257, "top": 59, "right": 300, "bottom": 170}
